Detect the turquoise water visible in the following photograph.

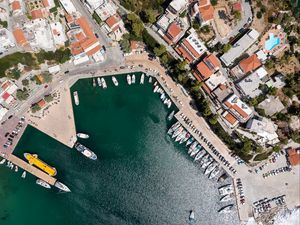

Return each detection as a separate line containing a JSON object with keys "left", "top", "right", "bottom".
{"left": 0, "top": 73, "right": 240, "bottom": 225}
{"left": 265, "top": 33, "right": 280, "bottom": 51}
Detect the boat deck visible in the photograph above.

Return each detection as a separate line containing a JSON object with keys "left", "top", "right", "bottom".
{"left": 7, "top": 154, "right": 57, "bottom": 185}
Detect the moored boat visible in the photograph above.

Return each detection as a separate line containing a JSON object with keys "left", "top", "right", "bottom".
{"left": 127, "top": 74, "right": 132, "bottom": 85}
{"left": 0, "top": 158, "right": 6, "bottom": 164}
{"left": 180, "top": 132, "right": 190, "bottom": 144}
{"left": 188, "top": 141, "right": 198, "bottom": 154}
{"left": 101, "top": 78, "right": 107, "bottom": 89}
{"left": 73, "top": 91, "right": 79, "bottom": 106}
{"left": 190, "top": 145, "right": 201, "bottom": 157}
{"left": 218, "top": 204, "right": 234, "bottom": 213}
{"left": 218, "top": 184, "right": 233, "bottom": 196}
{"left": 54, "top": 181, "right": 71, "bottom": 192}
{"left": 148, "top": 76, "right": 152, "bottom": 83}
{"left": 75, "top": 142, "right": 97, "bottom": 160}
{"left": 97, "top": 77, "right": 102, "bottom": 87}
{"left": 167, "top": 110, "right": 175, "bottom": 121}
{"left": 24, "top": 153, "right": 57, "bottom": 176}
{"left": 36, "top": 179, "right": 51, "bottom": 189}
{"left": 21, "top": 171, "right": 26, "bottom": 178}
{"left": 112, "top": 76, "right": 119, "bottom": 86}
{"left": 172, "top": 126, "right": 183, "bottom": 138}
{"left": 77, "top": 133, "right": 89, "bottom": 139}
{"left": 220, "top": 194, "right": 232, "bottom": 202}
{"left": 189, "top": 210, "right": 195, "bottom": 221}
{"left": 186, "top": 137, "right": 194, "bottom": 146}
{"left": 175, "top": 130, "right": 186, "bottom": 142}
{"left": 140, "top": 74, "right": 144, "bottom": 84}
{"left": 153, "top": 85, "right": 159, "bottom": 93}
{"left": 205, "top": 162, "right": 217, "bottom": 175}
{"left": 132, "top": 75, "right": 136, "bottom": 84}
{"left": 209, "top": 166, "right": 220, "bottom": 179}
{"left": 167, "top": 99, "right": 172, "bottom": 108}
{"left": 194, "top": 150, "right": 206, "bottom": 161}
{"left": 15, "top": 166, "right": 18, "bottom": 172}
{"left": 199, "top": 154, "right": 209, "bottom": 166}
{"left": 92, "top": 78, "right": 96, "bottom": 87}
{"left": 201, "top": 156, "right": 213, "bottom": 169}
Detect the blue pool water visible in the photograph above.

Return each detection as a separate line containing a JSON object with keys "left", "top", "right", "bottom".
{"left": 265, "top": 33, "right": 280, "bottom": 51}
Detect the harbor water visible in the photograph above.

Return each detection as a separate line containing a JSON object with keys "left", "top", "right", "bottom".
{"left": 0, "top": 73, "right": 240, "bottom": 225}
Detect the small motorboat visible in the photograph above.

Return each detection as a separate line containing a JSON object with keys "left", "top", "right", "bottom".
{"left": 112, "top": 76, "right": 119, "bottom": 86}
{"left": 0, "top": 158, "right": 6, "bottom": 164}
{"left": 36, "top": 179, "right": 51, "bottom": 189}
{"left": 54, "top": 181, "right": 71, "bottom": 192}
{"left": 127, "top": 74, "right": 131, "bottom": 85}
{"left": 218, "top": 204, "right": 234, "bottom": 213}
{"left": 15, "top": 166, "right": 18, "bottom": 172}
{"left": 21, "top": 171, "right": 26, "bottom": 178}
{"left": 77, "top": 133, "right": 89, "bottom": 139}
{"left": 189, "top": 210, "right": 195, "bottom": 221}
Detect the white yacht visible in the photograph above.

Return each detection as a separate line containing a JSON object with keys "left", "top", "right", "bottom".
{"left": 201, "top": 156, "right": 213, "bottom": 169}
{"left": 194, "top": 150, "right": 206, "bottom": 161}
{"left": 172, "top": 126, "right": 183, "bottom": 138}
{"left": 175, "top": 130, "right": 186, "bottom": 142}
{"left": 218, "top": 184, "right": 233, "bottom": 196}
{"left": 153, "top": 85, "right": 159, "bottom": 93}
{"left": 54, "top": 181, "right": 71, "bottom": 192}
{"left": 140, "top": 74, "right": 144, "bottom": 84}
{"left": 132, "top": 74, "right": 136, "bottom": 84}
{"left": 0, "top": 158, "right": 6, "bottom": 164}
{"left": 190, "top": 145, "right": 201, "bottom": 157}
{"left": 36, "top": 179, "right": 51, "bottom": 189}
{"left": 112, "top": 76, "right": 119, "bottom": 86}
{"left": 97, "top": 77, "right": 102, "bottom": 87}
{"left": 209, "top": 166, "right": 220, "bottom": 179}
{"left": 77, "top": 133, "right": 89, "bottom": 139}
{"left": 205, "top": 162, "right": 217, "bottom": 175}
{"left": 15, "top": 166, "right": 18, "bottom": 172}
{"left": 148, "top": 76, "right": 152, "bottom": 83}
{"left": 21, "top": 171, "right": 26, "bottom": 178}
{"left": 101, "top": 78, "right": 107, "bottom": 89}
{"left": 73, "top": 91, "right": 79, "bottom": 106}
{"left": 127, "top": 74, "right": 132, "bottom": 85}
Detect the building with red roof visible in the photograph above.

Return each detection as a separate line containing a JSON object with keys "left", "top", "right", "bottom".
{"left": 191, "top": 0, "right": 214, "bottom": 25}
{"left": 13, "top": 28, "right": 27, "bottom": 47}
{"left": 239, "top": 54, "right": 261, "bottom": 74}
{"left": 104, "top": 14, "right": 126, "bottom": 41}
{"left": 163, "top": 21, "right": 184, "bottom": 44}
{"left": 287, "top": 148, "right": 300, "bottom": 166}
{"left": 10, "top": 0, "right": 22, "bottom": 15}
{"left": 232, "top": 2, "right": 242, "bottom": 12}
{"left": 194, "top": 54, "right": 220, "bottom": 81}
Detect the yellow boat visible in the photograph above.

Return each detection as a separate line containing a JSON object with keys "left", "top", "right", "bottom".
{"left": 24, "top": 153, "right": 57, "bottom": 176}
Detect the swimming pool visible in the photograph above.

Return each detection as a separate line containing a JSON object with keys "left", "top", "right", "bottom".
{"left": 265, "top": 33, "right": 280, "bottom": 51}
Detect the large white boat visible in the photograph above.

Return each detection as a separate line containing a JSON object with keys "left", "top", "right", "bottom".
{"left": 97, "top": 77, "right": 102, "bottom": 87}
{"left": 167, "top": 121, "right": 180, "bottom": 135}
{"left": 190, "top": 145, "right": 201, "bottom": 157}
{"left": 77, "top": 133, "right": 89, "bottom": 139}
{"left": 218, "top": 184, "right": 233, "bottom": 196}
{"left": 186, "top": 137, "right": 194, "bottom": 146}
{"left": 132, "top": 74, "right": 136, "bottom": 84}
{"left": 172, "top": 126, "right": 183, "bottom": 138}
{"left": 175, "top": 130, "right": 186, "bottom": 142}
{"left": 127, "top": 74, "right": 131, "bottom": 85}
{"left": 0, "top": 158, "right": 6, "bottom": 164}
{"left": 205, "top": 162, "right": 217, "bottom": 175}
{"left": 209, "top": 166, "right": 220, "bottom": 179}
{"left": 218, "top": 204, "right": 234, "bottom": 213}
{"left": 201, "top": 156, "right": 213, "bottom": 169}
{"left": 112, "top": 76, "right": 119, "bottom": 86}
{"left": 101, "top": 78, "right": 107, "bottom": 89}
{"left": 36, "top": 179, "right": 51, "bottom": 189}
{"left": 153, "top": 85, "right": 159, "bottom": 93}
{"left": 194, "top": 150, "right": 206, "bottom": 161}
{"left": 180, "top": 133, "right": 190, "bottom": 144}
{"left": 189, "top": 210, "right": 195, "bottom": 221}
{"left": 148, "top": 76, "right": 152, "bottom": 83}
{"left": 220, "top": 194, "right": 232, "bottom": 202}
{"left": 54, "top": 181, "right": 71, "bottom": 192}
{"left": 199, "top": 154, "right": 209, "bottom": 166}
{"left": 73, "top": 91, "right": 79, "bottom": 106}
{"left": 188, "top": 142, "right": 198, "bottom": 154}
{"left": 75, "top": 142, "right": 97, "bottom": 160}
{"left": 140, "top": 74, "right": 144, "bottom": 84}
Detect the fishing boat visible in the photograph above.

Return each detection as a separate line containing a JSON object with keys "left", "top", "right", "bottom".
{"left": 127, "top": 74, "right": 132, "bottom": 85}
{"left": 167, "top": 121, "right": 181, "bottom": 135}
{"left": 209, "top": 166, "right": 220, "bottom": 179}
{"left": 21, "top": 171, "right": 26, "bottom": 178}
{"left": 180, "top": 132, "right": 190, "bottom": 144}
{"left": 101, "top": 78, "right": 107, "bottom": 89}
{"left": 160, "top": 93, "right": 166, "bottom": 101}
{"left": 186, "top": 137, "right": 194, "bottom": 146}
{"left": 92, "top": 78, "right": 96, "bottom": 87}
{"left": 36, "top": 179, "right": 51, "bottom": 189}
{"left": 218, "top": 204, "right": 234, "bottom": 214}
{"left": 205, "top": 162, "right": 217, "bottom": 175}
{"left": 140, "top": 74, "right": 144, "bottom": 84}
{"left": 163, "top": 98, "right": 169, "bottom": 105}
{"left": 201, "top": 156, "right": 213, "bottom": 169}
{"left": 6, "top": 161, "right": 10, "bottom": 167}
{"left": 148, "top": 76, "right": 152, "bottom": 83}
{"left": 167, "top": 110, "right": 175, "bottom": 121}
{"left": 220, "top": 194, "right": 232, "bottom": 202}
{"left": 172, "top": 126, "right": 183, "bottom": 138}
{"left": 10, "top": 163, "right": 14, "bottom": 170}
{"left": 54, "top": 181, "right": 71, "bottom": 192}
{"left": 0, "top": 158, "right": 6, "bottom": 164}
{"left": 24, "top": 153, "right": 57, "bottom": 176}
{"left": 194, "top": 150, "right": 206, "bottom": 161}
{"left": 218, "top": 184, "right": 233, "bottom": 196}
{"left": 188, "top": 142, "right": 198, "bottom": 154}
{"left": 73, "top": 91, "right": 79, "bottom": 106}
{"left": 154, "top": 81, "right": 157, "bottom": 86}
{"left": 153, "top": 85, "right": 159, "bottom": 93}
{"left": 190, "top": 145, "right": 201, "bottom": 157}
{"left": 132, "top": 74, "right": 136, "bottom": 84}
{"left": 15, "top": 166, "right": 18, "bottom": 172}
{"left": 189, "top": 210, "right": 195, "bottom": 221}
{"left": 167, "top": 99, "right": 172, "bottom": 108}
{"left": 112, "top": 76, "right": 119, "bottom": 86}
{"left": 175, "top": 130, "right": 186, "bottom": 142}
{"left": 77, "top": 133, "right": 89, "bottom": 139}
{"left": 75, "top": 142, "right": 97, "bottom": 160}
{"left": 97, "top": 77, "right": 102, "bottom": 87}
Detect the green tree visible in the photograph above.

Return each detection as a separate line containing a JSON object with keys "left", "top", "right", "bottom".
{"left": 256, "top": 11, "right": 262, "bottom": 19}
{"left": 16, "top": 88, "right": 29, "bottom": 101}
{"left": 211, "top": 0, "right": 218, "bottom": 6}
{"left": 22, "top": 79, "right": 29, "bottom": 86}
{"left": 31, "top": 104, "right": 41, "bottom": 113}
{"left": 153, "top": 45, "right": 166, "bottom": 57}
{"left": 209, "top": 114, "right": 218, "bottom": 125}
{"left": 41, "top": 72, "right": 52, "bottom": 83}
{"left": 176, "top": 60, "right": 187, "bottom": 71}
{"left": 7, "top": 68, "right": 21, "bottom": 80}
{"left": 44, "top": 94, "right": 54, "bottom": 102}
{"left": 127, "top": 13, "right": 144, "bottom": 37}
{"left": 119, "top": 34, "right": 131, "bottom": 53}
{"left": 222, "top": 43, "right": 232, "bottom": 53}
{"left": 144, "top": 9, "right": 156, "bottom": 24}
{"left": 233, "top": 10, "right": 242, "bottom": 21}
{"left": 200, "top": 25, "right": 210, "bottom": 33}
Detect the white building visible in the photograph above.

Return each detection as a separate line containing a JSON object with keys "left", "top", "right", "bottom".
{"left": 0, "top": 105, "right": 8, "bottom": 121}
{"left": 48, "top": 65, "right": 61, "bottom": 74}
{"left": 167, "top": 0, "right": 188, "bottom": 14}
{"left": 0, "top": 28, "right": 15, "bottom": 52}
{"left": 59, "top": 0, "right": 77, "bottom": 14}
{"left": 85, "top": 0, "right": 104, "bottom": 11}
{"left": 50, "top": 22, "right": 67, "bottom": 47}
{"left": 246, "top": 117, "right": 280, "bottom": 146}
{"left": 95, "top": 1, "right": 117, "bottom": 21}
{"left": 104, "top": 14, "right": 127, "bottom": 41}
{"left": 0, "top": 80, "right": 18, "bottom": 105}
{"left": 205, "top": 71, "right": 227, "bottom": 91}
{"left": 220, "top": 29, "right": 260, "bottom": 66}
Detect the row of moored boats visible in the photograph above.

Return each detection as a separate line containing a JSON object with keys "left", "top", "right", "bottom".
{"left": 167, "top": 121, "right": 220, "bottom": 180}
{"left": 153, "top": 81, "right": 172, "bottom": 108}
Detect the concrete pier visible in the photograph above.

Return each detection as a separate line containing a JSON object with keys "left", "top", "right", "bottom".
{"left": 6, "top": 154, "right": 57, "bottom": 185}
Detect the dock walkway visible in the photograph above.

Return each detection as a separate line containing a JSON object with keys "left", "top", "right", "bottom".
{"left": 7, "top": 154, "right": 57, "bottom": 185}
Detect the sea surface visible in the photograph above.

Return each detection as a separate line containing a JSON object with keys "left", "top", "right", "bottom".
{"left": 0, "top": 73, "right": 240, "bottom": 225}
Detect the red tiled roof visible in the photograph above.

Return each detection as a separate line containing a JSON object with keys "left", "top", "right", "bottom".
{"left": 37, "top": 99, "right": 46, "bottom": 108}
{"left": 182, "top": 40, "right": 202, "bottom": 59}
{"left": 205, "top": 54, "right": 220, "bottom": 68}
{"left": 199, "top": 0, "right": 209, "bottom": 7}
{"left": 239, "top": 54, "right": 261, "bottom": 73}
{"left": 232, "top": 104, "right": 248, "bottom": 119}
{"left": 175, "top": 46, "right": 194, "bottom": 63}
{"left": 1, "top": 81, "right": 10, "bottom": 90}
{"left": 81, "top": 36, "right": 98, "bottom": 50}
{"left": 86, "top": 44, "right": 101, "bottom": 56}
{"left": 2, "top": 92, "right": 10, "bottom": 100}
{"left": 11, "top": 1, "right": 21, "bottom": 11}
{"left": 42, "top": 0, "right": 50, "bottom": 7}
{"left": 13, "top": 28, "right": 27, "bottom": 46}
{"left": 167, "top": 22, "right": 182, "bottom": 40}
{"left": 287, "top": 149, "right": 300, "bottom": 166}
{"left": 76, "top": 17, "right": 95, "bottom": 38}
{"left": 233, "top": 2, "right": 242, "bottom": 11}
{"left": 75, "top": 32, "right": 86, "bottom": 41}
{"left": 163, "top": 34, "right": 173, "bottom": 45}
{"left": 196, "top": 61, "right": 213, "bottom": 80}
{"left": 105, "top": 15, "right": 118, "bottom": 28}
{"left": 199, "top": 4, "right": 214, "bottom": 21}
{"left": 31, "top": 9, "right": 44, "bottom": 19}
{"left": 224, "top": 112, "right": 237, "bottom": 125}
